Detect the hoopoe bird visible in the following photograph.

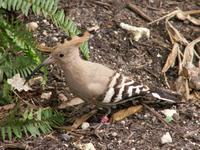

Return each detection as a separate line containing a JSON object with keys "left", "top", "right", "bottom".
{"left": 25, "top": 32, "right": 180, "bottom": 108}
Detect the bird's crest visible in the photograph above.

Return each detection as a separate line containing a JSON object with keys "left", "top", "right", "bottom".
{"left": 37, "top": 31, "right": 90, "bottom": 52}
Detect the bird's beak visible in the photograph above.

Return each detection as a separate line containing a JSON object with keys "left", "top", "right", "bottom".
{"left": 24, "top": 56, "right": 54, "bottom": 84}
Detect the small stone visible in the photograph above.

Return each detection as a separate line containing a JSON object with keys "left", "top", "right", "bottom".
{"left": 118, "top": 140, "right": 122, "bottom": 144}
{"left": 41, "top": 92, "right": 52, "bottom": 100}
{"left": 43, "top": 19, "right": 47, "bottom": 23}
{"left": 40, "top": 43, "right": 46, "bottom": 47}
{"left": 58, "top": 93, "right": 68, "bottom": 101}
{"left": 114, "top": 31, "right": 118, "bottom": 35}
{"left": 157, "top": 53, "right": 162, "bottom": 57}
{"left": 61, "top": 133, "right": 72, "bottom": 141}
{"left": 43, "top": 19, "right": 49, "bottom": 25}
{"left": 76, "top": 142, "right": 96, "bottom": 150}
{"left": 52, "top": 37, "right": 58, "bottom": 42}
{"left": 161, "top": 109, "right": 177, "bottom": 119}
{"left": 111, "top": 132, "right": 117, "bottom": 137}
{"left": 81, "top": 122, "right": 90, "bottom": 130}
{"left": 87, "top": 25, "right": 100, "bottom": 32}
{"left": 161, "top": 132, "right": 172, "bottom": 144}
{"left": 42, "top": 30, "right": 48, "bottom": 36}
{"left": 26, "top": 22, "right": 38, "bottom": 32}
{"left": 120, "top": 120, "right": 126, "bottom": 125}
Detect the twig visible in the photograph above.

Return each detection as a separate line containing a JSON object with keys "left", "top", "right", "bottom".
{"left": 143, "top": 67, "right": 159, "bottom": 80}
{"left": 147, "top": 6, "right": 162, "bottom": 11}
{"left": 163, "top": 73, "right": 171, "bottom": 89}
{"left": 13, "top": 90, "right": 39, "bottom": 109}
{"left": 148, "top": 10, "right": 179, "bottom": 25}
{"left": 126, "top": 3, "right": 153, "bottom": 22}
{"left": 94, "top": 123, "right": 104, "bottom": 141}
{"left": 148, "top": 9, "right": 200, "bottom": 25}
{"left": 1, "top": 143, "right": 28, "bottom": 149}
{"left": 91, "top": 1, "right": 111, "bottom": 9}
{"left": 183, "top": 127, "right": 200, "bottom": 138}
{"left": 142, "top": 103, "right": 175, "bottom": 130}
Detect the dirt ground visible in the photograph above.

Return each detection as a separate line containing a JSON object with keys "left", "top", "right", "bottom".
{"left": 1, "top": 0, "right": 200, "bottom": 149}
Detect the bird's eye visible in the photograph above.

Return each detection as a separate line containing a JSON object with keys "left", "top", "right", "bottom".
{"left": 59, "top": 53, "right": 64, "bottom": 57}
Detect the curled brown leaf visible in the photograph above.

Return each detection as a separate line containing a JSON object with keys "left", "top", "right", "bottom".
{"left": 162, "top": 43, "right": 179, "bottom": 73}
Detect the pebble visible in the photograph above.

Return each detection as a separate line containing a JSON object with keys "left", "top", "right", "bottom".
{"left": 76, "top": 142, "right": 96, "bottom": 150}
{"left": 42, "top": 30, "right": 48, "bottom": 36}
{"left": 43, "top": 19, "right": 49, "bottom": 25}
{"left": 157, "top": 53, "right": 162, "bottom": 57}
{"left": 40, "top": 43, "right": 46, "bottom": 47}
{"left": 161, "top": 132, "right": 172, "bottom": 144}
{"left": 26, "top": 22, "right": 38, "bottom": 31}
{"left": 81, "top": 122, "right": 90, "bottom": 130}
{"left": 118, "top": 140, "right": 122, "bottom": 144}
{"left": 161, "top": 109, "right": 177, "bottom": 118}
{"left": 114, "top": 31, "right": 118, "bottom": 35}
{"left": 61, "top": 133, "right": 71, "bottom": 141}
{"left": 58, "top": 93, "right": 68, "bottom": 101}
{"left": 52, "top": 37, "right": 59, "bottom": 42}
{"left": 87, "top": 25, "right": 100, "bottom": 32}
{"left": 111, "top": 132, "right": 117, "bottom": 137}
{"left": 120, "top": 120, "right": 126, "bottom": 125}
{"left": 41, "top": 92, "right": 52, "bottom": 100}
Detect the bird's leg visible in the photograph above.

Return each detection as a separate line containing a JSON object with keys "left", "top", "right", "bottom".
{"left": 95, "top": 104, "right": 113, "bottom": 123}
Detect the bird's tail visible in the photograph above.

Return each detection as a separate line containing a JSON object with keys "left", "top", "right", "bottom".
{"left": 146, "top": 87, "right": 181, "bottom": 104}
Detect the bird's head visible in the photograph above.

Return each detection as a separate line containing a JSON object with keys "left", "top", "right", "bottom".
{"left": 24, "top": 31, "right": 90, "bottom": 83}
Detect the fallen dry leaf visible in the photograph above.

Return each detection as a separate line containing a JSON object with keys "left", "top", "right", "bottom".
{"left": 64, "top": 109, "right": 97, "bottom": 131}
{"left": 176, "top": 76, "right": 189, "bottom": 100}
{"left": 58, "top": 97, "right": 84, "bottom": 109}
{"left": 7, "top": 74, "right": 32, "bottom": 92}
{"left": 182, "top": 63, "right": 200, "bottom": 90}
{"left": 182, "top": 37, "right": 200, "bottom": 67}
{"left": 165, "top": 20, "right": 188, "bottom": 45}
{"left": 41, "top": 92, "right": 52, "bottom": 100}
{"left": 162, "top": 43, "right": 179, "bottom": 73}
{"left": 111, "top": 105, "right": 143, "bottom": 122}
{"left": 176, "top": 10, "right": 200, "bottom": 26}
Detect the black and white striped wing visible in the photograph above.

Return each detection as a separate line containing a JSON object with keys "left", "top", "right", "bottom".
{"left": 101, "top": 73, "right": 178, "bottom": 104}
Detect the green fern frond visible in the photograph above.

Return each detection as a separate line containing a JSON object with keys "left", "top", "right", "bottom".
{"left": 0, "top": 81, "right": 12, "bottom": 105}
{"left": 0, "top": 17, "right": 42, "bottom": 79}
{"left": 80, "top": 41, "right": 90, "bottom": 60}
{"left": 0, "top": 107, "right": 64, "bottom": 140}
{"left": 0, "top": 0, "right": 89, "bottom": 59}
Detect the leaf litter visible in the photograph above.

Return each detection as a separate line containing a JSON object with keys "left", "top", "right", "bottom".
{"left": 157, "top": 8, "right": 200, "bottom": 100}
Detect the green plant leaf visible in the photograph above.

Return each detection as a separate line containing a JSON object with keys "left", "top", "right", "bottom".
{"left": 1, "top": 127, "right": 6, "bottom": 141}
{"left": 7, "top": 126, "right": 12, "bottom": 141}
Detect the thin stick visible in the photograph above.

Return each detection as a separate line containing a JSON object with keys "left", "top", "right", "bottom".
{"left": 13, "top": 90, "right": 38, "bottom": 109}
{"left": 142, "top": 103, "right": 175, "bottom": 130}
{"left": 148, "top": 10, "right": 179, "bottom": 25}
{"left": 91, "top": 1, "right": 111, "bottom": 8}
{"left": 126, "top": 3, "right": 153, "bottom": 22}
{"left": 2, "top": 143, "right": 28, "bottom": 149}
